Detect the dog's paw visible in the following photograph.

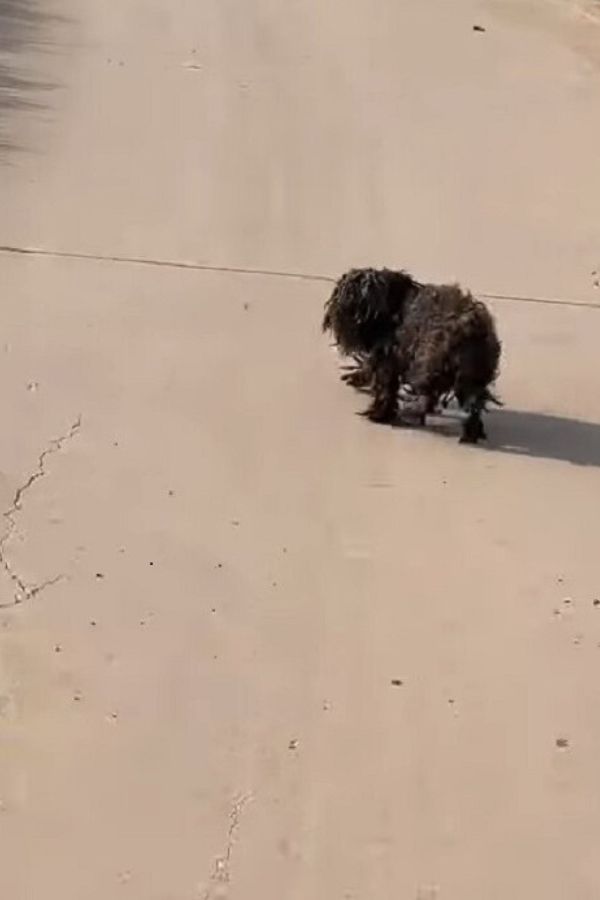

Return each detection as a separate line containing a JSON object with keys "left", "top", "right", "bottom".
{"left": 460, "top": 426, "right": 487, "bottom": 444}
{"left": 362, "top": 403, "right": 397, "bottom": 424}
{"left": 342, "top": 369, "right": 372, "bottom": 388}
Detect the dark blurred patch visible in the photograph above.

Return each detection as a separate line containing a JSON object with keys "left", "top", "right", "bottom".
{"left": 0, "top": 0, "right": 65, "bottom": 159}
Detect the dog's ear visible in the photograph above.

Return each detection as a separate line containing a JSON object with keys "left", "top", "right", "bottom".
{"left": 322, "top": 298, "right": 334, "bottom": 332}
{"left": 386, "top": 271, "right": 416, "bottom": 321}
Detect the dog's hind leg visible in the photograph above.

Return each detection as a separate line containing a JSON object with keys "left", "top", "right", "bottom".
{"left": 457, "top": 389, "right": 487, "bottom": 444}
{"left": 363, "top": 348, "right": 400, "bottom": 424}
{"left": 460, "top": 411, "right": 486, "bottom": 444}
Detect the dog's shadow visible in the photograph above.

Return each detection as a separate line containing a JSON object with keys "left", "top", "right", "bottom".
{"left": 339, "top": 364, "right": 600, "bottom": 467}
{"left": 427, "top": 408, "right": 600, "bottom": 467}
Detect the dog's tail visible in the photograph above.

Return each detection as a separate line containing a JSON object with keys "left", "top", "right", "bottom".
{"left": 483, "top": 389, "right": 503, "bottom": 407}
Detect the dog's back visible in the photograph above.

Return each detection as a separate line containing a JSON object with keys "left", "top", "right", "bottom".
{"left": 398, "top": 284, "right": 501, "bottom": 397}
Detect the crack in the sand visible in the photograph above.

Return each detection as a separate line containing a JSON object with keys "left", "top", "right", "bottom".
{"left": 1, "top": 244, "right": 599, "bottom": 310}
{"left": 0, "top": 416, "right": 81, "bottom": 608}
{"left": 202, "top": 794, "right": 253, "bottom": 899}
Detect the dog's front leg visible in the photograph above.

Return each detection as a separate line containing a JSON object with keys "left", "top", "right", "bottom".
{"left": 363, "top": 348, "right": 400, "bottom": 424}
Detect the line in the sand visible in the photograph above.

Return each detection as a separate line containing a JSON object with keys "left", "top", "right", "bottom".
{"left": 0, "top": 244, "right": 334, "bottom": 284}
{"left": 1, "top": 244, "right": 598, "bottom": 311}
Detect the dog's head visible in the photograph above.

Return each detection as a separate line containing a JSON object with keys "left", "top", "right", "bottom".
{"left": 323, "top": 268, "right": 417, "bottom": 355}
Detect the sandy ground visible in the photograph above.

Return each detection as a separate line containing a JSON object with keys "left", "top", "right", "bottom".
{"left": 1, "top": 1, "right": 600, "bottom": 898}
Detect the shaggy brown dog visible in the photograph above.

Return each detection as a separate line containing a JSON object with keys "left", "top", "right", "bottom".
{"left": 323, "top": 268, "right": 501, "bottom": 444}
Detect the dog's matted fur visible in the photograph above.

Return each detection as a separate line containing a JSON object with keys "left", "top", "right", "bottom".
{"left": 323, "top": 268, "right": 502, "bottom": 443}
